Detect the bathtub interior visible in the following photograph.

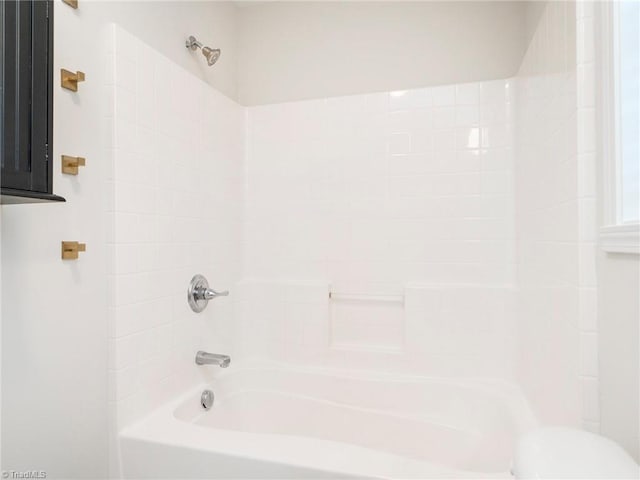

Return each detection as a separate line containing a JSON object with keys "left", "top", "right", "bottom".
{"left": 172, "top": 366, "right": 536, "bottom": 474}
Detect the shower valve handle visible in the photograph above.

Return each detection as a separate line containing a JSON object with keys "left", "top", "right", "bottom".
{"left": 187, "top": 274, "right": 229, "bottom": 313}
{"left": 199, "top": 288, "right": 229, "bottom": 300}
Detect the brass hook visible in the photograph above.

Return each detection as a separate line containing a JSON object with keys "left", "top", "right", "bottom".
{"left": 61, "top": 155, "right": 86, "bottom": 175}
{"left": 61, "top": 69, "right": 86, "bottom": 92}
{"left": 61, "top": 241, "right": 86, "bottom": 260}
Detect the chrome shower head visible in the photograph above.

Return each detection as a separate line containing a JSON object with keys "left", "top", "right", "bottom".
{"left": 202, "top": 46, "right": 221, "bottom": 66}
{"left": 185, "top": 35, "right": 221, "bottom": 66}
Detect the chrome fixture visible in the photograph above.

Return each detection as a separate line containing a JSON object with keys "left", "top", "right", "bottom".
{"left": 187, "top": 274, "right": 229, "bottom": 313}
{"left": 185, "top": 35, "right": 221, "bottom": 66}
{"left": 201, "top": 389, "right": 214, "bottom": 410}
{"left": 195, "top": 351, "right": 231, "bottom": 368}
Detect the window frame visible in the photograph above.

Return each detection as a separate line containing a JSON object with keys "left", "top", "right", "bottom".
{"left": 598, "top": 1, "right": 639, "bottom": 254}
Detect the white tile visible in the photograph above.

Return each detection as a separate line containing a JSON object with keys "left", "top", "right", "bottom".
{"left": 411, "top": 129, "right": 433, "bottom": 153}
{"left": 388, "top": 133, "right": 412, "bottom": 155}
{"left": 480, "top": 103, "right": 509, "bottom": 125}
{"left": 432, "top": 173, "right": 481, "bottom": 196}
{"left": 455, "top": 83, "right": 480, "bottom": 105}
{"left": 111, "top": 365, "right": 139, "bottom": 401}
{"left": 579, "top": 198, "right": 597, "bottom": 242}
{"left": 432, "top": 85, "right": 456, "bottom": 106}
{"left": 579, "top": 288, "right": 598, "bottom": 332}
{"left": 387, "top": 110, "right": 412, "bottom": 133}
{"left": 481, "top": 125, "right": 510, "bottom": 149}
{"left": 433, "top": 129, "right": 456, "bottom": 151}
{"left": 114, "top": 86, "right": 136, "bottom": 122}
{"left": 579, "top": 244, "right": 597, "bottom": 287}
{"left": 481, "top": 171, "right": 510, "bottom": 194}
{"left": 578, "top": 153, "right": 597, "bottom": 198}
{"left": 453, "top": 150, "right": 482, "bottom": 173}
{"left": 580, "top": 333, "right": 598, "bottom": 376}
{"left": 581, "top": 376, "right": 600, "bottom": 422}
{"left": 455, "top": 105, "right": 479, "bottom": 126}
{"left": 112, "top": 334, "right": 141, "bottom": 370}
{"left": 480, "top": 80, "right": 509, "bottom": 104}
{"left": 456, "top": 127, "right": 481, "bottom": 149}
{"left": 433, "top": 107, "right": 456, "bottom": 129}
{"left": 577, "top": 108, "right": 596, "bottom": 154}
{"left": 481, "top": 148, "right": 511, "bottom": 171}
{"left": 114, "top": 54, "right": 137, "bottom": 92}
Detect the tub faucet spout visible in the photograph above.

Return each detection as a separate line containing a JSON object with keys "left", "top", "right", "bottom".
{"left": 195, "top": 351, "right": 231, "bottom": 368}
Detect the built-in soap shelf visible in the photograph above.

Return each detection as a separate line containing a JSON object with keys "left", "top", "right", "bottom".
{"left": 328, "top": 286, "right": 405, "bottom": 353}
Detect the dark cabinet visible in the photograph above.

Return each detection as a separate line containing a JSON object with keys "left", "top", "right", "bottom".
{"left": 1, "top": 0, "right": 64, "bottom": 203}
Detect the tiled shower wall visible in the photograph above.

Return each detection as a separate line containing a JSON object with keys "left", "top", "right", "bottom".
{"left": 105, "top": 25, "right": 244, "bottom": 436}
{"left": 575, "top": 0, "right": 599, "bottom": 433}
{"left": 515, "top": 1, "right": 598, "bottom": 429}
{"left": 246, "top": 82, "right": 515, "bottom": 285}
{"left": 241, "top": 80, "right": 518, "bottom": 377}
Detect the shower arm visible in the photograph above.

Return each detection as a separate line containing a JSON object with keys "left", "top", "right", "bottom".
{"left": 186, "top": 36, "right": 203, "bottom": 51}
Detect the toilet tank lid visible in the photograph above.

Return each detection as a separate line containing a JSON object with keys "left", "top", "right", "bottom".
{"left": 512, "top": 427, "right": 639, "bottom": 479}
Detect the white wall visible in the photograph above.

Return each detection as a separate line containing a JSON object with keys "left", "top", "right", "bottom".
{"left": 1, "top": 2, "right": 111, "bottom": 476}
{"left": 237, "top": 1, "right": 528, "bottom": 105}
{"left": 90, "top": 1, "right": 239, "bottom": 101}
{"left": 1, "top": 1, "right": 238, "bottom": 478}
{"left": 242, "top": 79, "right": 517, "bottom": 377}
{"left": 524, "top": 1, "right": 547, "bottom": 49}
{"left": 594, "top": 0, "right": 640, "bottom": 459}
{"left": 597, "top": 253, "right": 640, "bottom": 460}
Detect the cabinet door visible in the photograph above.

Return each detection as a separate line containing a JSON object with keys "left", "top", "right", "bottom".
{"left": 1, "top": 0, "right": 53, "bottom": 196}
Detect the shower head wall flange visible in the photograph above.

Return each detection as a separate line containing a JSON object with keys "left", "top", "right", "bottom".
{"left": 185, "top": 35, "right": 221, "bottom": 66}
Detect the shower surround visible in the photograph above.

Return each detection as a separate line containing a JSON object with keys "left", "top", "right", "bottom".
{"left": 240, "top": 79, "right": 518, "bottom": 378}
{"left": 106, "top": 2, "right": 598, "bottom": 475}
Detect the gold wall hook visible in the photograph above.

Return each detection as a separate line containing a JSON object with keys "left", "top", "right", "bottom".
{"left": 62, "top": 0, "right": 78, "bottom": 8}
{"left": 61, "top": 155, "right": 86, "bottom": 175}
{"left": 61, "top": 69, "right": 85, "bottom": 92}
{"left": 61, "top": 241, "right": 86, "bottom": 260}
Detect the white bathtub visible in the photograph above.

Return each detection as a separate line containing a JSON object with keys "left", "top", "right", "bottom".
{"left": 119, "top": 363, "right": 537, "bottom": 479}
